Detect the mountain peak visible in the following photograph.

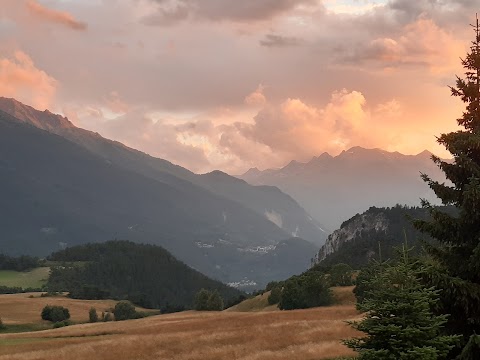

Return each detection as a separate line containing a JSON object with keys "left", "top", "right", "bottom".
{"left": 202, "top": 169, "right": 244, "bottom": 182}
{"left": 243, "top": 167, "right": 262, "bottom": 177}
{"left": 0, "top": 97, "right": 75, "bottom": 132}
{"left": 309, "top": 152, "right": 333, "bottom": 165}
{"left": 416, "top": 150, "right": 434, "bottom": 159}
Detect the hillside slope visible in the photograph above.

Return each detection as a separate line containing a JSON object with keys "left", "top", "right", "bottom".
{"left": 0, "top": 97, "right": 327, "bottom": 246}
{"left": 0, "top": 109, "right": 295, "bottom": 285}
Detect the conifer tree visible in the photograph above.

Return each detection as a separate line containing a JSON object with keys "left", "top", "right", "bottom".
{"left": 345, "top": 247, "right": 458, "bottom": 359}
{"left": 414, "top": 16, "right": 480, "bottom": 350}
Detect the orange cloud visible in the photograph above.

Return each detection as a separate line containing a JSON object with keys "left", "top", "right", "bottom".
{"left": 0, "top": 50, "right": 58, "bottom": 110}
{"left": 359, "top": 19, "right": 465, "bottom": 73}
{"left": 26, "top": 0, "right": 87, "bottom": 31}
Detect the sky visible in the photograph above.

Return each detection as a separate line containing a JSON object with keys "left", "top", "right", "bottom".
{"left": 0, "top": 0, "right": 476, "bottom": 173}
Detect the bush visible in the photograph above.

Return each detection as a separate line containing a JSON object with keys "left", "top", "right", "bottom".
{"left": 41, "top": 305, "right": 70, "bottom": 323}
{"left": 53, "top": 320, "right": 71, "bottom": 328}
{"left": 0, "top": 318, "right": 6, "bottom": 330}
{"left": 89, "top": 307, "right": 98, "bottom": 323}
{"left": 267, "top": 286, "right": 282, "bottom": 305}
{"left": 113, "top": 301, "right": 138, "bottom": 321}
{"left": 329, "top": 263, "right": 354, "bottom": 286}
{"left": 103, "top": 312, "right": 113, "bottom": 322}
{"left": 279, "top": 272, "right": 332, "bottom": 310}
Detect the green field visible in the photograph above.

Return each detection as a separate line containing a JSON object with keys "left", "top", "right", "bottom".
{"left": 0, "top": 267, "right": 50, "bottom": 289}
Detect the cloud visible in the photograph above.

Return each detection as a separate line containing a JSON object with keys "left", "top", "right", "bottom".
{"left": 236, "top": 90, "right": 376, "bottom": 160}
{"left": 0, "top": 50, "right": 57, "bottom": 109}
{"left": 340, "top": 18, "right": 465, "bottom": 72}
{"left": 104, "top": 91, "right": 130, "bottom": 114}
{"left": 260, "top": 34, "right": 303, "bottom": 47}
{"left": 143, "top": 0, "right": 318, "bottom": 25}
{"left": 26, "top": 0, "right": 87, "bottom": 30}
{"left": 244, "top": 85, "right": 267, "bottom": 107}
{"left": 0, "top": 0, "right": 475, "bottom": 173}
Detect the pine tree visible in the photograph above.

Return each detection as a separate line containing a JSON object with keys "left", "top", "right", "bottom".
{"left": 344, "top": 247, "right": 458, "bottom": 359}
{"left": 413, "top": 16, "right": 480, "bottom": 351}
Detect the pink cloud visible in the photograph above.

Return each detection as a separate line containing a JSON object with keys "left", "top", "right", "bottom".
{"left": 0, "top": 50, "right": 57, "bottom": 110}
{"left": 26, "top": 0, "right": 87, "bottom": 31}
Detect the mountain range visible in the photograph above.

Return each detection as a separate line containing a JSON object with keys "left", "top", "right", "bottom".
{"left": 0, "top": 97, "right": 326, "bottom": 288}
{"left": 239, "top": 147, "right": 446, "bottom": 230}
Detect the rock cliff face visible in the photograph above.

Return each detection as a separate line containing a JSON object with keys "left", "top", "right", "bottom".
{"left": 317, "top": 210, "right": 389, "bottom": 263}
{"left": 313, "top": 206, "right": 455, "bottom": 268}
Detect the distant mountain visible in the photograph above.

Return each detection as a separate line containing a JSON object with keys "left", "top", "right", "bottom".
{"left": 240, "top": 146, "right": 446, "bottom": 230}
{"left": 314, "top": 205, "right": 456, "bottom": 269}
{"left": 46, "top": 240, "right": 243, "bottom": 310}
{"left": 0, "top": 109, "right": 273, "bottom": 278}
{"left": 197, "top": 171, "right": 327, "bottom": 245}
{"left": 0, "top": 98, "right": 325, "bottom": 287}
{"left": 0, "top": 97, "right": 327, "bottom": 246}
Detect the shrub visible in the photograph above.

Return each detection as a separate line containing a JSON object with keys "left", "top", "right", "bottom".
{"left": 41, "top": 305, "right": 70, "bottom": 323}
{"left": 103, "top": 312, "right": 113, "bottom": 322}
{"left": 53, "top": 320, "right": 71, "bottom": 329}
{"left": 279, "top": 272, "right": 332, "bottom": 310}
{"left": 89, "top": 307, "right": 98, "bottom": 323}
{"left": 113, "top": 301, "right": 138, "bottom": 321}
{"left": 0, "top": 318, "right": 6, "bottom": 330}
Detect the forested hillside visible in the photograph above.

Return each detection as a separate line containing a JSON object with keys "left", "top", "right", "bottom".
{"left": 0, "top": 108, "right": 308, "bottom": 285}
{"left": 46, "top": 241, "right": 243, "bottom": 310}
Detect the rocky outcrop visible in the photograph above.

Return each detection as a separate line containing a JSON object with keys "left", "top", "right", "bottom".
{"left": 317, "top": 210, "right": 389, "bottom": 263}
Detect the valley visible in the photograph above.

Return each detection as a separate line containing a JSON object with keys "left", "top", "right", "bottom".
{"left": 2, "top": 1, "right": 480, "bottom": 358}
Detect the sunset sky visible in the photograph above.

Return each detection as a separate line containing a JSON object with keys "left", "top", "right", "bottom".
{"left": 0, "top": 0, "right": 476, "bottom": 173}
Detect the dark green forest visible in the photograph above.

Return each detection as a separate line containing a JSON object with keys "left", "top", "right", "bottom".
{"left": 46, "top": 241, "right": 243, "bottom": 310}
{"left": 0, "top": 254, "right": 39, "bottom": 272}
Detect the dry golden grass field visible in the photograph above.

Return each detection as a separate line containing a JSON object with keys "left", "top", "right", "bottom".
{"left": 0, "top": 287, "right": 360, "bottom": 360}
{"left": 0, "top": 293, "right": 128, "bottom": 325}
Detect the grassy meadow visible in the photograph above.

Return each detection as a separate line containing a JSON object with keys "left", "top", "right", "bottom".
{"left": 0, "top": 268, "right": 50, "bottom": 289}
{"left": 0, "top": 287, "right": 360, "bottom": 360}
{"left": 0, "top": 293, "right": 130, "bottom": 325}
